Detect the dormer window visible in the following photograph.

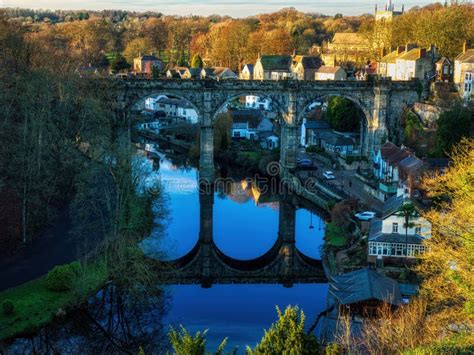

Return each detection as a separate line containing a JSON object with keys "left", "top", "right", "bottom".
{"left": 392, "top": 223, "right": 399, "bottom": 233}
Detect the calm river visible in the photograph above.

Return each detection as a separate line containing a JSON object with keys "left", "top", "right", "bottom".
{"left": 138, "top": 147, "right": 328, "bottom": 351}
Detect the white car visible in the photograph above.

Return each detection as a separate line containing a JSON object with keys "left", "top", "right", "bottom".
{"left": 354, "top": 211, "right": 376, "bottom": 221}
{"left": 323, "top": 171, "right": 335, "bottom": 180}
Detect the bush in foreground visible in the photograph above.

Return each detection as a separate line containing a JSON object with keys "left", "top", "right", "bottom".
{"left": 45, "top": 262, "right": 80, "bottom": 292}
{"left": 2, "top": 299, "right": 14, "bottom": 315}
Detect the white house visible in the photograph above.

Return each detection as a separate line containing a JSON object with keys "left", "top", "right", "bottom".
{"left": 154, "top": 97, "right": 198, "bottom": 123}
{"left": 245, "top": 95, "right": 271, "bottom": 110}
{"left": 454, "top": 43, "right": 474, "bottom": 104}
{"left": 314, "top": 66, "right": 347, "bottom": 80}
{"left": 368, "top": 195, "right": 431, "bottom": 264}
{"left": 254, "top": 55, "right": 292, "bottom": 80}
{"left": 240, "top": 64, "right": 254, "bottom": 80}
{"left": 230, "top": 110, "right": 273, "bottom": 140}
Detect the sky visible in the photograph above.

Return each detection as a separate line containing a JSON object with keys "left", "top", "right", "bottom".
{"left": 1, "top": 0, "right": 438, "bottom": 17}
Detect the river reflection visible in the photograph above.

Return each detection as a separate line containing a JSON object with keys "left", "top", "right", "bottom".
{"left": 137, "top": 150, "right": 328, "bottom": 351}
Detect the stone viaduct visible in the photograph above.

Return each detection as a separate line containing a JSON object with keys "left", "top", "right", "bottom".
{"left": 154, "top": 191, "right": 326, "bottom": 288}
{"left": 112, "top": 78, "right": 421, "bottom": 180}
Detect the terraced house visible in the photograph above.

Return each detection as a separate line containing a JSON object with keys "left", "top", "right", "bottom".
{"left": 253, "top": 55, "right": 293, "bottom": 80}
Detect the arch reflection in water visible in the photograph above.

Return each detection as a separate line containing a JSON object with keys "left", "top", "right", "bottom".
{"left": 163, "top": 186, "right": 326, "bottom": 288}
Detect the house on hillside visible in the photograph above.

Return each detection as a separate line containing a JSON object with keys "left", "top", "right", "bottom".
{"left": 230, "top": 110, "right": 273, "bottom": 140}
{"left": 377, "top": 45, "right": 438, "bottom": 80}
{"left": 300, "top": 119, "right": 331, "bottom": 147}
{"left": 291, "top": 55, "right": 323, "bottom": 80}
{"left": 201, "top": 67, "right": 237, "bottom": 80}
{"left": 240, "top": 64, "right": 254, "bottom": 80}
{"left": 155, "top": 97, "right": 198, "bottom": 123}
{"left": 245, "top": 95, "right": 271, "bottom": 110}
{"left": 133, "top": 54, "right": 162, "bottom": 77}
{"left": 315, "top": 66, "right": 347, "bottom": 80}
{"left": 454, "top": 42, "right": 474, "bottom": 104}
{"left": 318, "top": 268, "right": 402, "bottom": 343}
{"left": 395, "top": 46, "right": 438, "bottom": 80}
{"left": 368, "top": 195, "right": 431, "bottom": 265}
{"left": 373, "top": 142, "right": 422, "bottom": 199}
{"left": 321, "top": 33, "right": 371, "bottom": 68}
{"left": 320, "top": 131, "right": 357, "bottom": 156}
{"left": 435, "top": 57, "right": 453, "bottom": 82}
{"left": 254, "top": 55, "right": 293, "bottom": 80}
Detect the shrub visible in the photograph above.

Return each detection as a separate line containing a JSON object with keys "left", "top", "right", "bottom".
{"left": 46, "top": 263, "right": 79, "bottom": 292}
{"left": 2, "top": 299, "right": 14, "bottom": 315}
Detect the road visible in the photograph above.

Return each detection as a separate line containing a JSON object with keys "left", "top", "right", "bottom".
{"left": 297, "top": 149, "right": 383, "bottom": 213}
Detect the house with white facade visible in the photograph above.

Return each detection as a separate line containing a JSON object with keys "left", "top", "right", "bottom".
{"left": 245, "top": 95, "right": 271, "bottom": 110}
{"left": 151, "top": 97, "right": 198, "bottom": 123}
{"left": 314, "top": 66, "right": 347, "bottom": 80}
{"left": 253, "top": 55, "right": 292, "bottom": 80}
{"left": 230, "top": 110, "right": 273, "bottom": 140}
{"left": 240, "top": 64, "right": 254, "bottom": 80}
{"left": 454, "top": 43, "right": 474, "bottom": 104}
{"left": 368, "top": 195, "right": 431, "bottom": 265}
{"left": 378, "top": 45, "right": 438, "bottom": 80}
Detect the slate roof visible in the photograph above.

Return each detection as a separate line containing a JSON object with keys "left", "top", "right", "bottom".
{"left": 399, "top": 155, "right": 423, "bottom": 174}
{"left": 293, "top": 55, "right": 323, "bottom": 69}
{"left": 230, "top": 109, "right": 262, "bottom": 128}
{"left": 305, "top": 119, "right": 331, "bottom": 130}
{"left": 157, "top": 97, "right": 194, "bottom": 109}
{"left": 243, "top": 64, "right": 254, "bottom": 73}
{"left": 455, "top": 49, "right": 474, "bottom": 63}
{"left": 316, "top": 66, "right": 343, "bottom": 74}
{"left": 329, "top": 268, "right": 402, "bottom": 306}
{"left": 380, "top": 50, "right": 400, "bottom": 64}
{"left": 258, "top": 55, "right": 292, "bottom": 71}
{"left": 368, "top": 219, "right": 424, "bottom": 244}
{"left": 423, "top": 158, "right": 450, "bottom": 171}
{"left": 320, "top": 131, "right": 355, "bottom": 146}
{"left": 382, "top": 194, "right": 404, "bottom": 219}
{"left": 379, "top": 141, "right": 412, "bottom": 164}
{"left": 331, "top": 33, "right": 369, "bottom": 46}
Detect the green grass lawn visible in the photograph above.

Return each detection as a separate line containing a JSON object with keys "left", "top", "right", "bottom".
{"left": 325, "top": 222, "right": 347, "bottom": 247}
{"left": 0, "top": 262, "right": 107, "bottom": 340}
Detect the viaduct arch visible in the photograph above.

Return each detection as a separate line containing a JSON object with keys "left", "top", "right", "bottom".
{"left": 113, "top": 78, "right": 420, "bottom": 180}
{"left": 157, "top": 190, "right": 326, "bottom": 288}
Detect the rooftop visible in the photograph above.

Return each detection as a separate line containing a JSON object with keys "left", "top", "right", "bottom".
{"left": 369, "top": 219, "right": 424, "bottom": 244}
{"left": 258, "top": 55, "right": 292, "bottom": 71}
{"left": 293, "top": 55, "right": 322, "bottom": 70}
{"left": 330, "top": 268, "right": 402, "bottom": 306}
{"left": 331, "top": 32, "right": 369, "bottom": 46}
{"left": 316, "top": 66, "right": 343, "bottom": 74}
{"left": 455, "top": 49, "right": 474, "bottom": 63}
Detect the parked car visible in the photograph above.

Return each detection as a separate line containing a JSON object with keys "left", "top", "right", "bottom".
{"left": 297, "top": 158, "right": 313, "bottom": 169}
{"left": 354, "top": 211, "right": 376, "bottom": 221}
{"left": 323, "top": 171, "right": 335, "bottom": 180}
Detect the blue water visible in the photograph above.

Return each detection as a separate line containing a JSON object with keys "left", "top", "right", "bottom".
{"left": 138, "top": 151, "right": 328, "bottom": 351}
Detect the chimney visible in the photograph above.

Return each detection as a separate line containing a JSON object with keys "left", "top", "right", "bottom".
{"left": 463, "top": 40, "right": 470, "bottom": 53}
{"left": 401, "top": 4, "right": 404, "bottom": 12}
{"left": 419, "top": 48, "right": 427, "bottom": 58}
{"left": 375, "top": 4, "right": 378, "bottom": 12}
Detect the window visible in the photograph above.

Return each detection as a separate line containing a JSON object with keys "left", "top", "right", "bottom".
{"left": 415, "top": 224, "right": 422, "bottom": 234}
{"left": 392, "top": 223, "right": 399, "bottom": 233}
{"left": 443, "top": 66, "right": 448, "bottom": 74}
